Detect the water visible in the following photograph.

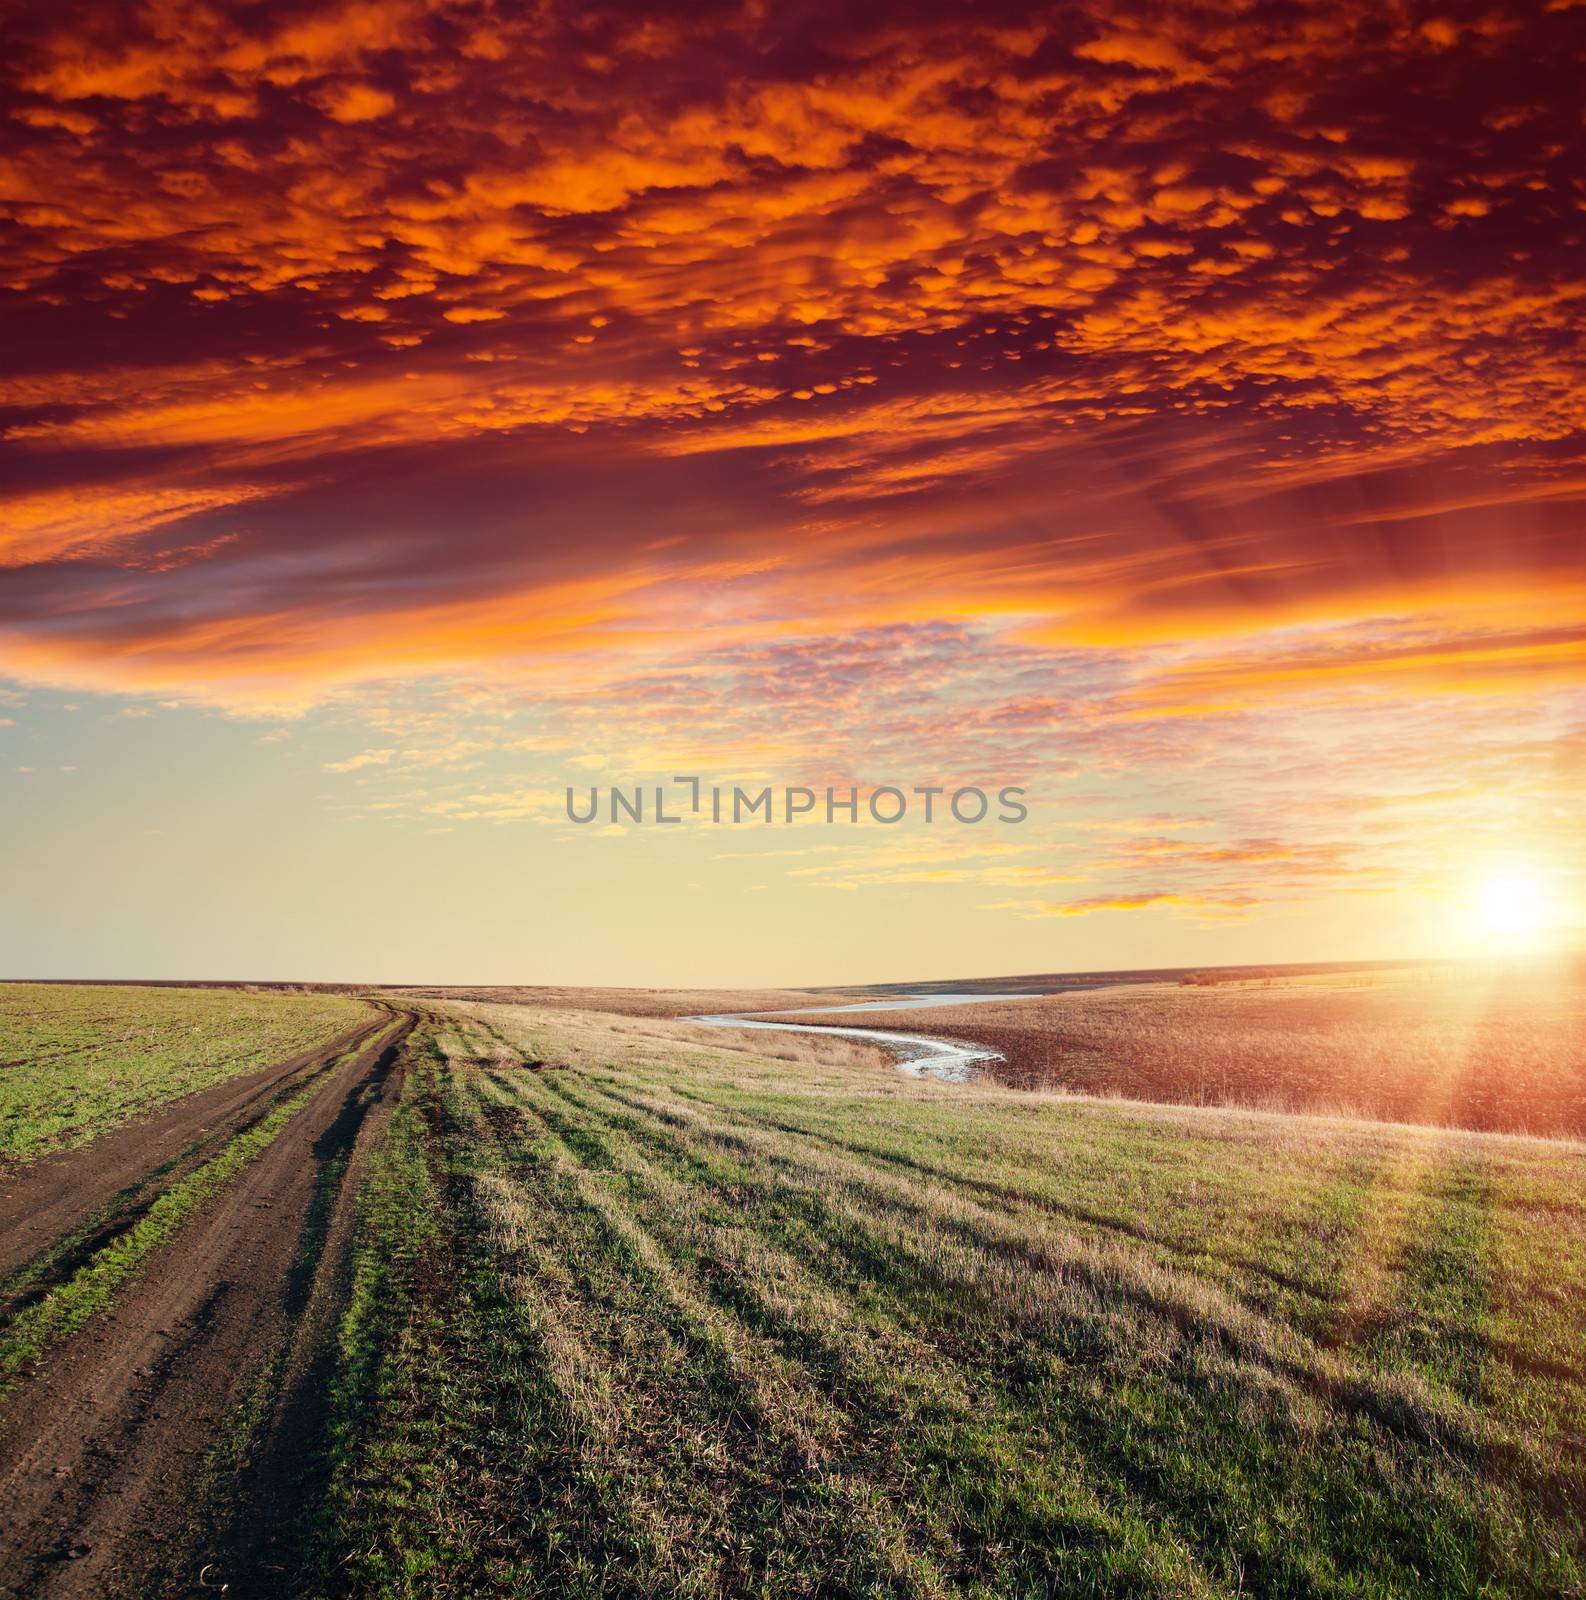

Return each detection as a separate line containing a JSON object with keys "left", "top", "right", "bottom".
{"left": 684, "top": 993, "right": 1034, "bottom": 1082}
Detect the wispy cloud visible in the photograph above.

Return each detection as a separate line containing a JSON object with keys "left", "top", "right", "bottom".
{"left": 323, "top": 748, "right": 396, "bottom": 773}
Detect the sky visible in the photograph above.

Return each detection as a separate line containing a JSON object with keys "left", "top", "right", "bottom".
{"left": 1, "top": 0, "right": 1583, "bottom": 984}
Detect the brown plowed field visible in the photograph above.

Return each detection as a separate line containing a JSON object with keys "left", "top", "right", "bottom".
{"left": 763, "top": 965, "right": 1586, "bottom": 1136}
{"left": 0, "top": 1012, "right": 415, "bottom": 1599}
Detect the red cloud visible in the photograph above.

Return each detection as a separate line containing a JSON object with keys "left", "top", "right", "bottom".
{"left": 0, "top": 0, "right": 1582, "bottom": 707}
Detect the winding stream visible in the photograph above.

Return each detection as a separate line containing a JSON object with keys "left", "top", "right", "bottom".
{"left": 685, "top": 993, "right": 1034, "bottom": 1082}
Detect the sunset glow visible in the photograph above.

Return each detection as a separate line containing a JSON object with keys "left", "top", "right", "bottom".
{"left": 1470, "top": 864, "right": 1556, "bottom": 950}
{"left": 2, "top": 0, "right": 1583, "bottom": 981}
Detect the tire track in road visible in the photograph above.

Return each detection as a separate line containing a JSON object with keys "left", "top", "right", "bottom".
{"left": 0, "top": 1012, "right": 417, "bottom": 1600}
{"left": 0, "top": 1012, "right": 390, "bottom": 1281}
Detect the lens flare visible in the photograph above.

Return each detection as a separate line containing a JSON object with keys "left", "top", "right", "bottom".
{"left": 1470, "top": 864, "right": 1553, "bottom": 948}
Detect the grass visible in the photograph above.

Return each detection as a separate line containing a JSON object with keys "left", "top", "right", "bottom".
{"left": 563, "top": 1009, "right": 897, "bottom": 1072}
{"left": 392, "top": 984, "right": 869, "bottom": 1019}
{"left": 308, "top": 1001, "right": 1586, "bottom": 1599}
{"left": 0, "top": 981, "right": 373, "bottom": 1165}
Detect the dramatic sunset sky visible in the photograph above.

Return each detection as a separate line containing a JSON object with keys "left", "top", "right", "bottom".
{"left": 2, "top": 0, "right": 1582, "bottom": 982}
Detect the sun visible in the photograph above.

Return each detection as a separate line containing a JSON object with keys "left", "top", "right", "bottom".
{"left": 1470, "top": 863, "right": 1554, "bottom": 947}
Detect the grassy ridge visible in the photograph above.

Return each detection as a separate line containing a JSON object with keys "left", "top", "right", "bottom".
{"left": 317, "top": 1004, "right": 1586, "bottom": 1599}
{"left": 0, "top": 982, "right": 372, "bottom": 1165}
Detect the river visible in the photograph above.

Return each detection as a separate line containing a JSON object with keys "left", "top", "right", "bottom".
{"left": 684, "top": 993, "right": 1037, "bottom": 1082}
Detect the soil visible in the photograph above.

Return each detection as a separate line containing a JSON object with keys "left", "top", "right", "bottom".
{"left": 0, "top": 1011, "right": 416, "bottom": 1599}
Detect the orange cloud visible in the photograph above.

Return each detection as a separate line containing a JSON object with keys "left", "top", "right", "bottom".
{"left": 990, "top": 891, "right": 1262, "bottom": 918}
{"left": 0, "top": 0, "right": 1581, "bottom": 720}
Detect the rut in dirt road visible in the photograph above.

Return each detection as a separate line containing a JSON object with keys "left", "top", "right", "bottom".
{"left": 0, "top": 1011, "right": 390, "bottom": 1282}
{"left": 0, "top": 1011, "right": 418, "bottom": 1600}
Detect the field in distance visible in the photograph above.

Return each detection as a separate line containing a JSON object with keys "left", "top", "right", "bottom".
{"left": 771, "top": 959, "right": 1586, "bottom": 1138}
{"left": 391, "top": 982, "right": 874, "bottom": 1018}
{"left": 0, "top": 982, "right": 375, "bottom": 1165}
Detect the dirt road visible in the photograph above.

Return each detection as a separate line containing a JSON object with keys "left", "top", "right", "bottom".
{"left": 0, "top": 1015, "right": 388, "bottom": 1281}
{"left": 0, "top": 1009, "right": 417, "bottom": 1599}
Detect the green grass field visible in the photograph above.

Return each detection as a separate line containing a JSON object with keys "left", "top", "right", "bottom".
{"left": 316, "top": 1001, "right": 1586, "bottom": 1599}
{"left": 0, "top": 982, "right": 372, "bottom": 1164}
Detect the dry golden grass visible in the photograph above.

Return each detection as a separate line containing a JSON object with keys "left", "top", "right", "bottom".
{"left": 390, "top": 983, "right": 866, "bottom": 1019}
{"left": 424, "top": 1003, "right": 897, "bottom": 1073}
{"left": 771, "top": 962, "right": 1586, "bottom": 1137}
